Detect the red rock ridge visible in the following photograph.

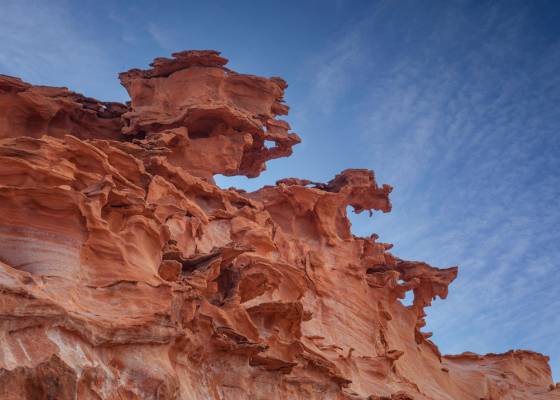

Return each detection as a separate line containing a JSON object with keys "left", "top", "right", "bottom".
{"left": 0, "top": 50, "right": 557, "bottom": 400}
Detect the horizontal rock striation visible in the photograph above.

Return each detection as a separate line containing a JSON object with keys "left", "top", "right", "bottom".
{"left": 0, "top": 50, "right": 557, "bottom": 399}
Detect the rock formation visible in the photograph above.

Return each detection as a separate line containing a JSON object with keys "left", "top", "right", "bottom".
{"left": 0, "top": 50, "right": 557, "bottom": 399}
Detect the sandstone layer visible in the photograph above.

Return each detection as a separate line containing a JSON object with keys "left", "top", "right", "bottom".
{"left": 0, "top": 50, "right": 557, "bottom": 400}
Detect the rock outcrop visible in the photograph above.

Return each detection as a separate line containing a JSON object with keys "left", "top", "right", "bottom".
{"left": 0, "top": 50, "right": 557, "bottom": 399}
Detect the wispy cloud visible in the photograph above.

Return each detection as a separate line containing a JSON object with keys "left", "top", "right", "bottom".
{"left": 147, "top": 22, "right": 179, "bottom": 51}
{"left": 303, "top": 0, "right": 560, "bottom": 379}
{"left": 109, "top": 8, "right": 140, "bottom": 44}
{"left": 0, "top": 0, "right": 124, "bottom": 100}
{"left": 2, "top": 0, "right": 557, "bottom": 382}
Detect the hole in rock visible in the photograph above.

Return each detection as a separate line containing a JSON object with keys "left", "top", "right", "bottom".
{"left": 188, "top": 129, "right": 212, "bottom": 139}
{"left": 346, "top": 205, "right": 373, "bottom": 237}
{"left": 399, "top": 290, "right": 414, "bottom": 307}
{"left": 345, "top": 205, "right": 393, "bottom": 239}
{"left": 212, "top": 266, "right": 240, "bottom": 306}
{"left": 187, "top": 117, "right": 224, "bottom": 139}
{"left": 264, "top": 140, "right": 276, "bottom": 149}
{"left": 121, "top": 129, "right": 146, "bottom": 141}
{"left": 214, "top": 174, "right": 275, "bottom": 192}
{"left": 366, "top": 265, "right": 389, "bottom": 274}
{"left": 214, "top": 174, "right": 250, "bottom": 190}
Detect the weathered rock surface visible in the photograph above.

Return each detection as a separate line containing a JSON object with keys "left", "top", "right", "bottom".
{"left": 0, "top": 50, "right": 557, "bottom": 399}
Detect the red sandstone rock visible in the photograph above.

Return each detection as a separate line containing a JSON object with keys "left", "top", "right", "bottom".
{"left": 118, "top": 50, "right": 300, "bottom": 181}
{"left": 0, "top": 75, "right": 126, "bottom": 141}
{"left": 0, "top": 50, "right": 557, "bottom": 399}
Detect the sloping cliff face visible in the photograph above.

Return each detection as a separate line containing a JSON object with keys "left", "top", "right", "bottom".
{"left": 0, "top": 51, "right": 557, "bottom": 400}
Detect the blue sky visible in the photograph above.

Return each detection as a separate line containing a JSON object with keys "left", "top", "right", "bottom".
{"left": 1, "top": 0, "right": 559, "bottom": 380}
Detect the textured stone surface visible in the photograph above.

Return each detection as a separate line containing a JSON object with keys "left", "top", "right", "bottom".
{"left": 0, "top": 50, "right": 557, "bottom": 399}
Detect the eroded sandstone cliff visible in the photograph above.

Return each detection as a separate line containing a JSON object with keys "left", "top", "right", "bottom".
{"left": 0, "top": 50, "right": 557, "bottom": 400}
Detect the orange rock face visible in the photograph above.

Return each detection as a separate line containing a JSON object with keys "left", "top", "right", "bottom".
{"left": 0, "top": 51, "right": 557, "bottom": 399}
